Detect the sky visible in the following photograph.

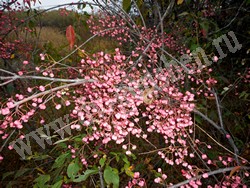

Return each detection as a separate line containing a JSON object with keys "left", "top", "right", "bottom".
{"left": 33, "top": 0, "right": 83, "bottom": 9}
{"left": 18, "top": 0, "right": 96, "bottom": 11}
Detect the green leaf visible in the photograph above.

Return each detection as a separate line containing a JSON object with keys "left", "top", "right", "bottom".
{"left": 178, "top": 12, "right": 189, "bottom": 17}
{"left": 130, "top": 153, "right": 137, "bottom": 160}
{"left": 122, "top": 163, "right": 134, "bottom": 177}
{"left": 121, "top": 154, "right": 129, "bottom": 164}
{"left": 72, "top": 134, "right": 84, "bottom": 143}
{"left": 67, "top": 162, "right": 80, "bottom": 179}
{"left": 177, "top": 0, "right": 184, "bottom": 5}
{"left": 99, "top": 155, "right": 106, "bottom": 167}
{"left": 54, "top": 137, "right": 70, "bottom": 145}
{"left": 52, "top": 152, "right": 70, "bottom": 169}
{"left": 195, "top": 115, "right": 202, "bottom": 125}
{"left": 34, "top": 174, "right": 50, "bottom": 187}
{"left": 2, "top": 171, "right": 14, "bottom": 180}
{"left": 115, "top": 155, "right": 120, "bottom": 162}
{"left": 221, "top": 87, "right": 230, "bottom": 95}
{"left": 200, "top": 22, "right": 209, "bottom": 34}
{"left": 72, "top": 175, "right": 86, "bottom": 183}
{"left": 190, "top": 44, "right": 199, "bottom": 51}
{"left": 122, "top": 0, "right": 131, "bottom": 13}
{"left": 110, "top": 152, "right": 120, "bottom": 162}
{"left": 31, "top": 154, "right": 50, "bottom": 161}
{"left": 104, "top": 166, "right": 119, "bottom": 188}
{"left": 34, "top": 174, "right": 50, "bottom": 183}
{"left": 58, "top": 143, "right": 67, "bottom": 148}
{"left": 73, "top": 169, "right": 99, "bottom": 182}
{"left": 14, "top": 168, "right": 30, "bottom": 179}
{"left": 239, "top": 91, "right": 249, "bottom": 99}
{"left": 74, "top": 137, "right": 82, "bottom": 142}
{"left": 51, "top": 180, "right": 63, "bottom": 188}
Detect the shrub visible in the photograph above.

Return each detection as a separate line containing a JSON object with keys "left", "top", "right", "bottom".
{"left": 0, "top": 0, "right": 249, "bottom": 187}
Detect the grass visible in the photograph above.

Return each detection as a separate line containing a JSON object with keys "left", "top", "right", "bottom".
{"left": 21, "top": 27, "right": 68, "bottom": 52}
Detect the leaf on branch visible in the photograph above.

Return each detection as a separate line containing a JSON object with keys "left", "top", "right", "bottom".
{"left": 104, "top": 166, "right": 119, "bottom": 188}
{"left": 66, "top": 25, "right": 76, "bottom": 50}
{"left": 143, "top": 88, "right": 154, "bottom": 104}
{"left": 51, "top": 180, "right": 63, "bottom": 188}
{"left": 34, "top": 174, "right": 50, "bottom": 186}
{"left": 122, "top": 0, "right": 131, "bottom": 13}
{"left": 67, "top": 162, "right": 80, "bottom": 179}
{"left": 229, "top": 166, "right": 241, "bottom": 178}
{"left": 73, "top": 169, "right": 99, "bottom": 182}
{"left": 177, "top": 0, "right": 184, "bottom": 5}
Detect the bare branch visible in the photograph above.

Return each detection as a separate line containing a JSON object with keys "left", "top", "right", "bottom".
{"left": 208, "top": 1, "right": 245, "bottom": 35}
{"left": 0, "top": 78, "right": 16, "bottom": 86}
{"left": 0, "top": 130, "right": 15, "bottom": 153}
{"left": 12, "top": 79, "right": 96, "bottom": 108}
{"left": 213, "top": 89, "right": 224, "bottom": 129}
{"left": 170, "top": 166, "right": 250, "bottom": 188}
{"left": 0, "top": 75, "right": 88, "bottom": 83}
{"left": 0, "top": 69, "right": 16, "bottom": 76}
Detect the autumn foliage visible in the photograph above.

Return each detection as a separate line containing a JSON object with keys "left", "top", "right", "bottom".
{"left": 0, "top": 0, "right": 249, "bottom": 187}
{"left": 66, "top": 25, "right": 75, "bottom": 50}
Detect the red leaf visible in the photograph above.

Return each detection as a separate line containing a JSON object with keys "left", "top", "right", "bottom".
{"left": 229, "top": 166, "right": 241, "bottom": 178}
{"left": 66, "top": 25, "right": 75, "bottom": 50}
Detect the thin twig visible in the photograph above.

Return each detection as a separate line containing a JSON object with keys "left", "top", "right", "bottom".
{"left": 195, "top": 124, "right": 249, "bottom": 164}
{"left": 186, "top": 135, "right": 219, "bottom": 182}
{"left": 12, "top": 79, "right": 96, "bottom": 108}
{"left": 213, "top": 89, "right": 224, "bottom": 129}
{"left": 131, "top": 0, "right": 146, "bottom": 28}
{"left": 0, "top": 130, "right": 15, "bottom": 153}
{"left": 156, "top": 0, "right": 175, "bottom": 30}
{"left": 193, "top": 109, "right": 223, "bottom": 134}
{"left": 208, "top": 1, "right": 245, "bottom": 35}
{"left": 193, "top": 108, "right": 239, "bottom": 164}
{"left": 139, "top": 147, "right": 170, "bottom": 155}
{"left": 98, "top": 167, "right": 105, "bottom": 188}
{"left": 0, "top": 75, "right": 88, "bottom": 83}
{"left": 170, "top": 166, "right": 250, "bottom": 188}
